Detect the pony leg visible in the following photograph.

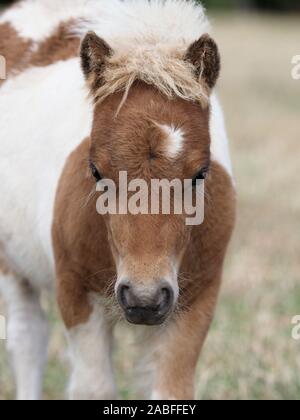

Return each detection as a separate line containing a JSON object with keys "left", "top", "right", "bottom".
{"left": 150, "top": 278, "right": 221, "bottom": 400}
{"left": 0, "top": 271, "right": 49, "bottom": 400}
{"left": 67, "top": 305, "right": 117, "bottom": 400}
{"left": 57, "top": 277, "right": 117, "bottom": 400}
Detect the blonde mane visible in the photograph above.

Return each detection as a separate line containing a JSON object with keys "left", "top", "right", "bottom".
{"left": 75, "top": 0, "right": 211, "bottom": 108}
{"left": 91, "top": 41, "right": 209, "bottom": 110}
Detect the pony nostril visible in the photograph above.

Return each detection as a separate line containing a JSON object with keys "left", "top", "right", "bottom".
{"left": 117, "top": 284, "right": 131, "bottom": 308}
{"left": 160, "top": 288, "right": 169, "bottom": 305}
{"left": 158, "top": 286, "right": 174, "bottom": 311}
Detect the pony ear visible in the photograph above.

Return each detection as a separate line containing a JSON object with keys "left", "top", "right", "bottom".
{"left": 80, "top": 31, "right": 113, "bottom": 81}
{"left": 185, "top": 34, "right": 221, "bottom": 90}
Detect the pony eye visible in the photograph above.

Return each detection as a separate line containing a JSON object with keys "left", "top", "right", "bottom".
{"left": 90, "top": 162, "right": 102, "bottom": 182}
{"left": 192, "top": 167, "right": 209, "bottom": 186}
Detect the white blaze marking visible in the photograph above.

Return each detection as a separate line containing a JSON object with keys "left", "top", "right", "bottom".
{"left": 160, "top": 125, "right": 184, "bottom": 158}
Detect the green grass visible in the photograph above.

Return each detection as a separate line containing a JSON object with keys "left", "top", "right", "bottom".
{"left": 1, "top": 12, "right": 300, "bottom": 400}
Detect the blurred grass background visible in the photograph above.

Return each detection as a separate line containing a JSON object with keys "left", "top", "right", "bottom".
{"left": 202, "top": 0, "right": 300, "bottom": 11}
{"left": 0, "top": 1, "right": 300, "bottom": 400}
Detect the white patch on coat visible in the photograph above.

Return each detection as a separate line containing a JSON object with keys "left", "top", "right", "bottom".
{"left": 75, "top": 0, "right": 210, "bottom": 48}
{"left": 159, "top": 125, "right": 184, "bottom": 158}
{"left": 0, "top": 58, "right": 93, "bottom": 290}
{"left": 0, "top": 0, "right": 107, "bottom": 42}
{"left": 67, "top": 295, "right": 117, "bottom": 400}
{"left": 0, "top": 273, "right": 48, "bottom": 400}
{"left": 1, "top": 0, "right": 211, "bottom": 107}
{"left": 210, "top": 92, "right": 234, "bottom": 178}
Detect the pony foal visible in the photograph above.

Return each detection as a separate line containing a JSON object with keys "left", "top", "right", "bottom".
{"left": 0, "top": 0, "right": 236, "bottom": 400}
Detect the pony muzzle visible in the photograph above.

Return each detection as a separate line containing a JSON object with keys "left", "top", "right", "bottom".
{"left": 116, "top": 279, "right": 175, "bottom": 326}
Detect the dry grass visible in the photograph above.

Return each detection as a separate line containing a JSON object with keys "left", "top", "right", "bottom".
{"left": 1, "top": 12, "right": 300, "bottom": 400}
